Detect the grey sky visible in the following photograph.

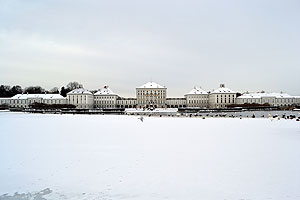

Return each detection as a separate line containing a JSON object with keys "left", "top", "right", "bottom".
{"left": 0, "top": 0, "right": 299, "bottom": 97}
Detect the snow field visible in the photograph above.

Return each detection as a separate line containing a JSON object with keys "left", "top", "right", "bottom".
{"left": 0, "top": 112, "right": 300, "bottom": 200}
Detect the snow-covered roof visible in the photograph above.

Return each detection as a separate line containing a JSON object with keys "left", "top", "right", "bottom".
{"left": 67, "top": 88, "right": 92, "bottom": 95}
{"left": 137, "top": 82, "right": 165, "bottom": 89}
{"left": 185, "top": 87, "right": 208, "bottom": 95}
{"left": 237, "top": 92, "right": 298, "bottom": 99}
{"left": 211, "top": 84, "right": 235, "bottom": 94}
{"left": 11, "top": 94, "right": 66, "bottom": 100}
{"left": 94, "top": 86, "right": 117, "bottom": 95}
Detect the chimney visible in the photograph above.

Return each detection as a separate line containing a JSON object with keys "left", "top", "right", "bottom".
{"left": 220, "top": 84, "right": 225, "bottom": 88}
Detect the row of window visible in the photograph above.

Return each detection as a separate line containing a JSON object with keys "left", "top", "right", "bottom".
{"left": 216, "top": 95, "right": 235, "bottom": 98}
{"left": 188, "top": 96, "right": 208, "bottom": 99}
{"left": 137, "top": 90, "right": 166, "bottom": 95}
{"left": 95, "top": 100, "right": 137, "bottom": 105}
{"left": 95, "top": 96, "right": 114, "bottom": 99}
{"left": 241, "top": 98, "right": 298, "bottom": 103}
{"left": 188, "top": 100, "right": 208, "bottom": 104}
{"left": 139, "top": 97, "right": 165, "bottom": 100}
{"left": 167, "top": 101, "right": 186, "bottom": 104}
{"left": 96, "top": 105, "right": 115, "bottom": 108}
{"left": 2, "top": 99, "right": 65, "bottom": 105}
{"left": 117, "top": 101, "right": 136, "bottom": 105}
{"left": 137, "top": 100, "right": 164, "bottom": 104}
{"left": 70, "top": 96, "right": 87, "bottom": 100}
{"left": 95, "top": 100, "right": 115, "bottom": 104}
{"left": 70, "top": 99, "right": 89, "bottom": 104}
{"left": 138, "top": 94, "right": 165, "bottom": 97}
{"left": 43, "top": 100, "right": 65, "bottom": 104}
{"left": 216, "top": 99, "right": 232, "bottom": 104}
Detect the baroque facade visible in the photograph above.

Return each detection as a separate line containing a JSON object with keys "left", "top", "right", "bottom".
{"left": 66, "top": 88, "right": 94, "bottom": 109}
{"left": 0, "top": 94, "right": 66, "bottom": 108}
{"left": 136, "top": 82, "right": 167, "bottom": 108}
{"left": 208, "top": 84, "right": 237, "bottom": 108}
{"left": 1, "top": 81, "right": 300, "bottom": 109}
{"left": 185, "top": 87, "right": 209, "bottom": 108}
{"left": 94, "top": 86, "right": 118, "bottom": 109}
{"left": 236, "top": 92, "right": 300, "bottom": 107}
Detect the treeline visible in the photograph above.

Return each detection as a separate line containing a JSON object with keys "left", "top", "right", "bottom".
{"left": 0, "top": 81, "right": 83, "bottom": 98}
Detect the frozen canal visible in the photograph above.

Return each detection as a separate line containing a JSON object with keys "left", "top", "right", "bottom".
{"left": 0, "top": 112, "right": 300, "bottom": 200}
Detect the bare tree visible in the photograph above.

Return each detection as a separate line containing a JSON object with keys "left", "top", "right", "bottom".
{"left": 0, "top": 85, "right": 11, "bottom": 97}
{"left": 49, "top": 87, "right": 59, "bottom": 94}
{"left": 24, "top": 86, "right": 45, "bottom": 94}
{"left": 66, "top": 82, "right": 83, "bottom": 90}
{"left": 10, "top": 85, "right": 23, "bottom": 95}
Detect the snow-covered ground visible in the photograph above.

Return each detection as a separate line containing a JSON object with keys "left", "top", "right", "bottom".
{"left": 125, "top": 108, "right": 178, "bottom": 115}
{"left": 0, "top": 112, "right": 300, "bottom": 200}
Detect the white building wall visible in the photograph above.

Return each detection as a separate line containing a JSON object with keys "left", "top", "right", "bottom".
{"left": 209, "top": 93, "right": 236, "bottom": 108}
{"left": 208, "top": 84, "right": 237, "bottom": 109}
{"left": 117, "top": 98, "right": 137, "bottom": 108}
{"left": 3, "top": 95, "right": 67, "bottom": 108}
{"left": 42, "top": 99, "right": 67, "bottom": 105}
{"left": 136, "top": 88, "right": 167, "bottom": 108}
{"left": 237, "top": 95, "right": 300, "bottom": 107}
{"left": 185, "top": 94, "right": 209, "bottom": 108}
{"left": 166, "top": 98, "right": 186, "bottom": 108}
{"left": 94, "top": 95, "right": 118, "bottom": 108}
{"left": 67, "top": 94, "right": 94, "bottom": 109}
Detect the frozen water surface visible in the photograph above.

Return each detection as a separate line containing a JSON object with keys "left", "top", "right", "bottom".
{"left": 0, "top": 112, "right": 300, "bottom": 200}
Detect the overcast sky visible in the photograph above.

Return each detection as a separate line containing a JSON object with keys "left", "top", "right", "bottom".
{"left": 0, "top": 0, "right": 299, "bottom": 97}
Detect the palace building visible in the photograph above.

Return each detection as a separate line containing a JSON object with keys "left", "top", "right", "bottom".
{"left": 66, "top": 88, "right": 94, "bottom": 109}
{"left": 0, "top": 93, "right": 67, "bottom": 108}
{"left": 94, "top": 86, "right": 118, "bottom": 109}
{"left": 185, "top": 86, "right": 209, "bottom": 108}
{"left": 136, "top": 82, "right": 167, "bottom": 108}
{"left": 1, "top": 81, "right": 299, "bottom": 109}
{"left": 236, "top": 92, "right": 300, "bottom": 107}
{"left": 208, "top": 84, "right": 237, "bottom": 108}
